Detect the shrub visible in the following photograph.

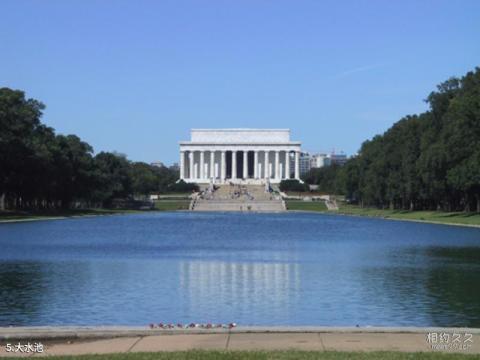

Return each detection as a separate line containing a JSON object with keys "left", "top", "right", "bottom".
{"left": 279, "top": 179, "right": 308, "bottom": 192}
{"left": 167, "top": 180, "right": 199, "bottom": 193}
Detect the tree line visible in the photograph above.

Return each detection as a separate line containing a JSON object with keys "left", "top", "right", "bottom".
{"left": 304, "top": 67, "right": 480, "bottom": 212}
{"left": 3, "top": 67, "right": 479, "bottom": 212}
{"left": 0, "top": 88, "right": 193, "bottom": 211}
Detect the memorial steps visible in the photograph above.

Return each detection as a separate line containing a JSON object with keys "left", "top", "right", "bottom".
{"left": 192, "top": 185, "right": 285, "bottom": 212}
{"left": 192, "top": 201, "right": 285, "bottom": 212}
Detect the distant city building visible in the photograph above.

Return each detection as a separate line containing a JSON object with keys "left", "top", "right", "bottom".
{"left": 299, "top": 152, "right": 311, "bottom": 176}
{"left": 330, "top": 153, "right": 348, "bottom": 166}
{"left": 310, "top": 152, "right": 348, "bottom": 168}
{"left": 290, "top": 151, "right": 311, "bottom": 176}
{"left": 151, "top": 161, "right": 165, "bottom": 168}
{"left": 310, "top": 153, "right": 331, "bottom": 168}
{"left": 170, "top": 162, "right": 179, "bottom": 171}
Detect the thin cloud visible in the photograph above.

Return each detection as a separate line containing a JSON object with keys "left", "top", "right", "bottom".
{"left": 336, "top": 64, "right": 383, "bottom": 78}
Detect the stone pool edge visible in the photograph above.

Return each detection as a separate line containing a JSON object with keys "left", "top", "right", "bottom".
{"left": 2, "top": 210, "right": 480, "bottom": 229}
{"left": 0, "top": 211, "right": 170, "bottom": 224}
{"left": 1, "top": 326, "right": 479, "bottom": 341}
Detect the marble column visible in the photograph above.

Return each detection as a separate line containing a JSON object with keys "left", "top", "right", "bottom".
{"left": 275, "top": 150, "right": 280, "bottom": 180}
{"left": 210, "top": 151, "right": 215, "bottom": 179}
{"left": 264, "top": 151, "right": 269, "bottom": 179}
{"left": 221, "top": 151, "right": 226, "bottom": 182}
{"left": 232, "top": 151, "right": 237, "bottom": 179}
{"left": 243, "top": 151, "right": 248, "bottom": 179}
{"left": 295, "top": 151, "right": 300, "bottom": 180}
{"left": 254, "top": 151, "right": 259, "bottom": 179}
{"left": 285, "top": 151, "right": 290, "bottom": 179}
{"left": 189, "top": 151, "right": 194, "bottom": 179}
{"left": 180, "top": 151, "right": 185, "bottom": 179}
{"left": 200, "top": 151, "right": 205, "bottom": 179}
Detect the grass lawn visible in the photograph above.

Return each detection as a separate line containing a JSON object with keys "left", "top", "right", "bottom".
{"left": 337, "top": 204, "right": 480, "bottom": 227}
{"left": 284, "top": 192, "right": 329, "bottom": 197}
{"left": 154, "top": 200, "right": 191, "bottom": 211}
{"left": 156, "top": 193, "right": 192, "bottom": 199}
{"left": 3, "top": 350, "right": 477, "bottom": 360}
{"left": 0, "top": 208, "right": 142, "bottom": 222}
{"left": 0, "top": 200, "right": 192, "bottom": 221}
{"left": 284, "top": 199, "right": 480, "bottom": 227}
{"left": 286, "top": 200, "right": 328, "bottom": 212}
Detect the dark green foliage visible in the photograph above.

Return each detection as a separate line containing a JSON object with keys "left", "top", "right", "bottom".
{"left": 333, "top": 67, "right": 480, "bottom": 212}
{"left": 279, "top": 179, "right": 309, "bottom": 192}
{"left": 154, "top": 165, "right": 180, "bottom": 193}
{"left": 167, "top": 180, "right": 199, "bottom": 193}
{"left": 93, "top": 152, "right": 134, "bottom": 205}
{"left": 303, "top": 165, "right": 343, "bottom": 194}
{"left": 0, "top": 87, "right": 180, "bottom": 210}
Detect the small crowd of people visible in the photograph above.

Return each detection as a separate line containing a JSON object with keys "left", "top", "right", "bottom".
{"left": 228, "top": 183, "right": 254, "bottom": 200}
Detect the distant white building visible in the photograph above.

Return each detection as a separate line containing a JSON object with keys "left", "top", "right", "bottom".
{"left": 151, "top": 161, "right": 165, "bottom": 168}
{"left": 310, "top": 152, "right": 348, "bottom": 168}
{"left": 179, "top": 129, "right": 302, "bottom": 184}
{"left": 310, "top": 153, "right": 331, "bottom": 168}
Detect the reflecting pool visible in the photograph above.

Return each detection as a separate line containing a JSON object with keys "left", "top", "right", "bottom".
{"left": 0, "top": 212, "right": 479, "bottom": 326}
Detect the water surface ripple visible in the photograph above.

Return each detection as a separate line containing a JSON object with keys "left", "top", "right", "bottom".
{"left": 0, "top": 212, "right": 479, "bottom": 327}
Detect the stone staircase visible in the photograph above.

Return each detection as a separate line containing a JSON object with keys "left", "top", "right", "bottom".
{"left": 192, "top": 185, "right": 285, "bottom": 212}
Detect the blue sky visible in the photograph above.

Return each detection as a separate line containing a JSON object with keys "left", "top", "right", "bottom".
{"left": 1, "top": 0, "right": 479, "bottom": 164}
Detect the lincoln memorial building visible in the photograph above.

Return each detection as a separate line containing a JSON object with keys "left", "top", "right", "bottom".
{"left": 179, "top": 129, "right": 302, "bottom": 184}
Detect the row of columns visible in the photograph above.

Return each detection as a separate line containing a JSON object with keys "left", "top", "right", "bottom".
{"left": 180, "top": 150, "right": 300, "bottom": 181}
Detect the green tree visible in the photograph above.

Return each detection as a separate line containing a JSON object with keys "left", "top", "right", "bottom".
{"left": 131, "top": 162, "right": 160, "bottom": 196}
{"left": 93, "top": 152, "right": 133, "bottom": 205}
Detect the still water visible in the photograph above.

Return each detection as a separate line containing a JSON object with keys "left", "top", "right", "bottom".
{"left": 0, "top": 212, "right": 479, "bottom": 327}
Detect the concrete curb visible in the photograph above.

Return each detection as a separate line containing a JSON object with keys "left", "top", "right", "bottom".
{"left": 1, "top": 326, "right": 479, "bottom": 341}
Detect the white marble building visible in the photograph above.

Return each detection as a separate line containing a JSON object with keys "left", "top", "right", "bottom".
{"left": 179, "top": 129, "right": 302, "bottom": 184}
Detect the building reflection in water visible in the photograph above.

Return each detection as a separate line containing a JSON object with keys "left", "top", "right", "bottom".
{"left": 179, "top": 260, "right": 300, "bottom": 324}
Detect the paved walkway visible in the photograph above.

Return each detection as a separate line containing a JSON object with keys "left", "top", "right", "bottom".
{"left": 0, "top": 327, "right": 479, "bottom": 356}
